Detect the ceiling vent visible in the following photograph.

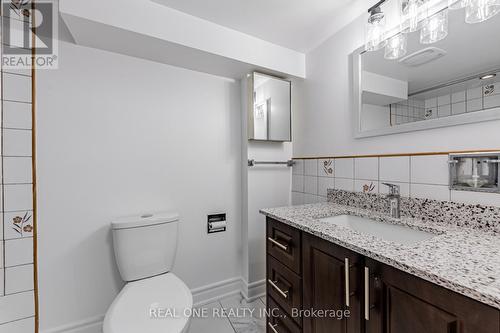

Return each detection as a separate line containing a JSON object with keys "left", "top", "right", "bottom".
{"left": 398, "top": 47, "right": 447, "bottom": 67}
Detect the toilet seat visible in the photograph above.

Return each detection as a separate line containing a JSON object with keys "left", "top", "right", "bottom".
{"left": 103, "top": 272, "right": 193, "bottom": 333}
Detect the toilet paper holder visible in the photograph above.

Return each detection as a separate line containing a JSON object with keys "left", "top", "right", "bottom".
{"left": 207, "top": 213, "right": 227, "bottom": 234}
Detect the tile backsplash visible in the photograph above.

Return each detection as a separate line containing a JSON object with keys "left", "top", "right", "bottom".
{"left": 0, "top": 70, "right": 36, "bottom": 329}
{"left": 389, "top": 80, "right": 500, "bottom": 125}
{"left": 292, "top": 154, "right": 500, "bottom": 207}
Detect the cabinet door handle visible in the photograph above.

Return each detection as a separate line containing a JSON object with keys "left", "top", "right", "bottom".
{"left": 267, "top": 237, "right": 288, "bottom": 251}
{"left": 268, "top": 322, "right": 279, "bottom": 333}
{"left": 364, "top": 267, "right": 369, "bottom": 321}
{"left": 268, "top": 279, "right": 289, "bottom": 299}
{"left": 345, "top": 258, "right": 350, "bottom": 307}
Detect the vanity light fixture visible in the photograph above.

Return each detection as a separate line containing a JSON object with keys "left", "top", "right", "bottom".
{"left": 365, "top": 5, "right": 387, "bottom": 51}
{"left": 480, "top": 73, "right": 497, "bottom": 79}
{"left": 465, "top": 0, "right": 500, "bottom": 23}
{"left": 448, "top": 0, "right": 467, "bottom": 9}
{"left": 384, "top": 33, "right": 408, "bottom": 59}
{"left": 420, "top": 9, "right": 449, "bottom": 44}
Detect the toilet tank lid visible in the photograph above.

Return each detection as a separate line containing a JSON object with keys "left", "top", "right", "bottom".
{"left": 112, "top": 212, "right": 179, "bottom": 230}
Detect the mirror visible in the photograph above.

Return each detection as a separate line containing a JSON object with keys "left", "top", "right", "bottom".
{"left": 248, "top": 73, "right": 291, "bottom": 141}
{"left": 352, "top": 6, "right": 500, "bottom": 138}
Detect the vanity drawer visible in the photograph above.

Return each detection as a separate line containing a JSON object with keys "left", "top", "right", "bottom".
{"left": 267, "top": 255, "right": 302, "bottom": 326}
{"left": 267, "top": 217, "right": 301, "bottom": 274}
{"left": 267, "top": 296, "right": 302, "bottom": 333}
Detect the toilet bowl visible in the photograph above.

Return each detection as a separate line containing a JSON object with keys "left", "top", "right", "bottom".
{"left": 104, "top": 212, "right": 192, "bottom": 333}
{"left": 103, "top": 273, "right": 192, "bottom": 333}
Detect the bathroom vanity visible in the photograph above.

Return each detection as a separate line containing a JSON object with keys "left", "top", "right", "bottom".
{"left": 261, "top": 198, "right": 500, "bottom": 333}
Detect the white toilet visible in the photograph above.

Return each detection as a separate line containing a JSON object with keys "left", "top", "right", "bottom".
{"left": 104, "top": 212, "right": 193, "bottom": 333}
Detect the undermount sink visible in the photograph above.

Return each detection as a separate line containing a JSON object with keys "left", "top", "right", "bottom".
{"left": 319, "top": 214, "right": 436, "bottom": 245}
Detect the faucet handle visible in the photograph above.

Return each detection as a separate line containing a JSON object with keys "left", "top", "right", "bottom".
{"left": 382, "top": 182, "right": 400, "bottom": 196}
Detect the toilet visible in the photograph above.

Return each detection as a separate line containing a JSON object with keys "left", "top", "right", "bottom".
{"left": 104, "top": 212, "right": 192, "bottom": 333}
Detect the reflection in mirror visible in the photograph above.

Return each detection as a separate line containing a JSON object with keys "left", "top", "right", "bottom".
{"left": 357, "top": 6, "right": 500, "bottom": 134}
{"left": 249, "top": 73, "right": 291, "bottom": 141}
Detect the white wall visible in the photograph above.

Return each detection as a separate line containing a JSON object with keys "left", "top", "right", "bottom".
{"left": 240, "top": 76, "right": 297, "bottom": 298}
{"left": 294, "top": 14, "right": 500, "bottom": 157}
{"left": 37, "top": 41, "right": 242, "bottom": 331}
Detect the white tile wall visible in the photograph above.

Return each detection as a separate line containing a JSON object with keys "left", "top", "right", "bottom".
{"left": 380, "top": 156, "right": 410, "bottom": 183}
{"left": 0, "top": 317, "right": 35, "bottom": 333}
{"left": 3, "top": 129, "right": 32, "bottom": 157}
{"left": 391, "top": 82, "right": 500, "bottom": 125}
{"left": 304, "top": 159, "right": 318, "bottom": 176}
{"left": 484, "top": 94, "right": 500, "bottom": 109}
{"left": 411, "top": 155, "right": 449, "bottom": 185}
{"left": 411, "top": 184, "right": 450, "bottom": 201}
{"left": 451, "top": 190, "right": 500, "bottom": 207}
{"left": 304, "top": 176, "right": 318, "bottom": 195}
{"left": 354, "top": 179, "right": 378, "bottom": 194}
{"left": 380, "top": 181, "right": 410, "bottom": 197}
{"left": 354, "top": 157, "right": 378, "bottom": 180}
{"left": 3, "top": 211, "right": 34, "bottom": 240}
{"left": 2, "top": 73, "right": 32, "bottom": 103}
{"left": 467, "top": 98, "right": 482, "bottom": 112}
{"left": 292, "top": 174, "right": 304, "bottom": 192}
{"left": 318, "top": 177, "right": 335, "bottom": 197}
{"left": 1, "top": 31, "right": 36, "bottom": 331}
{"left": 5, "top": 264, "right": 34, "bottom": 295}
{"left": 291, "top": 192, "right": 304, "bottom": 205}
{"left": 318, "top": 159, "right": 334, "bottom": 177}
{"left": 334, "top": 158, "right": 354, "bottom": 178}
{"left": 4, "top": 184, "right": 33, "bottom": 212}
{"left": 335, "top": 178, "right": 354, "bottom": 191}
{"left": 2, "top": 101, "right": 32, "bottom": 129}
{"left": 292, "top": 153, "right": 499, "bottom": 208}
{"left": 0, "top": 291, "right": 35, "bottom": 324}
{"left": 292, "top": 159, "right": 304, "bottom": 175}
{"left": 0, "top": 270, "right": 3, "bottom": 296}
{"left": 4, "top": 238, "right": 33, "bottom": 267}
{"left": 3, "top": 157, "right": 32, "bottom": 184}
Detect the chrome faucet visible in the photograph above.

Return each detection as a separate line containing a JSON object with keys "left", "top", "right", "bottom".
{"left": 382, "top": 183, "right": 401, "bottom": 218}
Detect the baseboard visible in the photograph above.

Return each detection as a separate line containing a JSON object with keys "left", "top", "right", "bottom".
{"left": 240, "top": 278, "right": 266, "bottom": 303}
{"left": 40, "top": 276, "right": 255, "bottom": 333}
{"left": 192, "top": 276, "right": 243, "bottom": 307}
{"left": 40, "top": 315, "right": 104, "bottom": 333}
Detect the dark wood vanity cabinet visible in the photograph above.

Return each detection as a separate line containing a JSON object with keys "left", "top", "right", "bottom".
{"left": 302, "top": 232, "right": 363, "bottom": 333}
{"left": 265, "top": 217, "right": 500, "bottom": 333}
{"left": 364, "top": 258, "right": 500, "bottom": 333}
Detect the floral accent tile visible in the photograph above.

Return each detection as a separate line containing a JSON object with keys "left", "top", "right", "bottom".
{"left": 355, "top": 180, "right": 378, "bottom": 194}
{"left": 4, "top": 211, "right": 33, "bottom": 239}
{"left": 484, "top": 84, "right": 495, "bottom": 96}
{"left": 362, "top": 182, "right": 376, "bottom": 193}
{"left": 319, "top": 159, "right": 334, "bottom": 177}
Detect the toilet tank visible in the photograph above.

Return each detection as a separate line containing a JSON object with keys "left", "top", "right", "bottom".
{"left": 111, "top": 212, "right": 179, "bottom": 282}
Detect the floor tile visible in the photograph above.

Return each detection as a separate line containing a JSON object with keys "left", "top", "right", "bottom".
{"left": 219, "top": 295, "right": 266, "bottom": 333}
{"left": 189, "top": 301, "right": 234, "bottom": 333}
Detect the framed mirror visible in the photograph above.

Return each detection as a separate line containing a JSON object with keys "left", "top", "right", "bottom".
{"left": 352, "top": 4, "right": 500, "bottom": 138}
{"left": 248, "top": 72, "right": 291, "bottom": 142}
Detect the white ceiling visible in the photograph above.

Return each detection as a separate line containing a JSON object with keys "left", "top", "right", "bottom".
{"left": 152, "top": 0, "right": 362, "bottom": 52}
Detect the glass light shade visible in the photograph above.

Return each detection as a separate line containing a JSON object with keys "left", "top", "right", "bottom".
{"left": 384, "top": 33, "right": 408, "bottom": 59}
{"left": 465, "top": 0, "right": 500, "bottom": 23}
{"left": 407, "top": 0, "right": 422, "bottom": 32}
{"left": 365, "top": 12, "right": 387, "bottom": 51}
{"left": 448, "top": 0, "right": 467, "bottom": 9}
{"left": 420, "top": 10, "right": 449, "bottom": 44}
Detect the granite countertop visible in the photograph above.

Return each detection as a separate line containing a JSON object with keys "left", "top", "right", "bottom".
{"left": 260, "top": 202, "right": 500, "bottom": 310}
